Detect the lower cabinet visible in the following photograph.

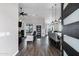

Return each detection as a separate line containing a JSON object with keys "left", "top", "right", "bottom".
{"left": 49, "top": 37, "right": 60, "bottom": 49}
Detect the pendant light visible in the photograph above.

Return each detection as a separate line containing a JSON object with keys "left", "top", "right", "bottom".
{"left": 54, "top": 4, "right": 58, "bottom": 23}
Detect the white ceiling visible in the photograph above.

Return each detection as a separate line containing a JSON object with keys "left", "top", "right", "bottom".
{"left": 19, "top": 3, "right": 61, "bottom": 22}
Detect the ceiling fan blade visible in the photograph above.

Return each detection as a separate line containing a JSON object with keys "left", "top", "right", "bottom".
{"left": 24, "top": 13, "right": 28, "bottom": 15}
{"left": 19, "top": 12, "right": 28, "bottom": 16}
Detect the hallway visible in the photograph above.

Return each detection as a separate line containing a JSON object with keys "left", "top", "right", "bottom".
{"left": 0, "top": 3, "right": 79, "bottom": 56}
{"left": 17, "top": 36, "right": 60, "bottom": 56}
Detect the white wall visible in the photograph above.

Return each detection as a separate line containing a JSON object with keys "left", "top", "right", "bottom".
{"left": 53, "top": 22, "right": 61, "bottom": 31}
{"left": 0, "top": 3, "right": 18, "bottom": 56}
{"left": 64, "top": 8, "right": 79, "bottom": 25}
{"left": 64, "top": 35, "right": 79, "bottom": 52}
{"left": 63, "top": 3, "right": 68, "bottom": 10}
{"left": 64, "top": 50, "right": 68, "bottom": 56}
{"left": 24, "top": 16, "right": 45, "bottom": 28}
{"left": 23, "top": 16, "right": 45, "bottom": 36}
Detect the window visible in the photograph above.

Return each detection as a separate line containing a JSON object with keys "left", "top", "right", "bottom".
{"left": 26, "top": 24, "right": 33, "bottom": 33}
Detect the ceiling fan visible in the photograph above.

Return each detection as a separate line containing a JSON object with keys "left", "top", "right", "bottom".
{"left": 19, "top": 7, "right": 28, "bottom": 16}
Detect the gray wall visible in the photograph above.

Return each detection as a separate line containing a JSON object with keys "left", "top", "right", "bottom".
{"left": 0, "top": 3, "right": 18, "bottom": 56}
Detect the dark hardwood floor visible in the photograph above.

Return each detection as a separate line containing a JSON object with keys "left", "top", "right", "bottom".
{"left": 17, "top": 36, "right": 60, "bottom": 56}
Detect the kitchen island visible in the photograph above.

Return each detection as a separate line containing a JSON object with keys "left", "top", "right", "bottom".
{"left": 48, "top": 31, "right": 61, "bottom": 49}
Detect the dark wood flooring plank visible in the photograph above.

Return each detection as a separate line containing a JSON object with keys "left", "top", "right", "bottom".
{"left": 16, "top": 36, "right": 60, "bottom": 56}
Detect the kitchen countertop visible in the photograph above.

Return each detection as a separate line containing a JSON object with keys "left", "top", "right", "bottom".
{"left": 48, "top": 31, "right": 60, "bottom": 42}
